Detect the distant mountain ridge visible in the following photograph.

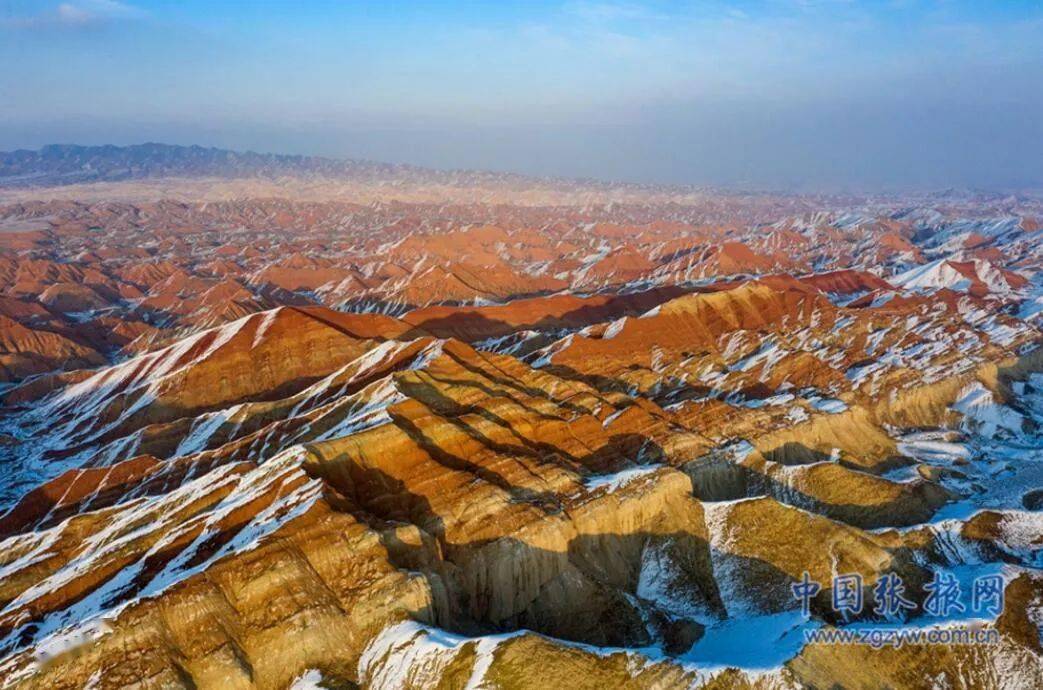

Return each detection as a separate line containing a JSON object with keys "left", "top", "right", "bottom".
{"left": 3, "top": 143, "right": 1040, "bottom": 203}
{"left": 0, "top": 142, "right": 556, "bottom": 189}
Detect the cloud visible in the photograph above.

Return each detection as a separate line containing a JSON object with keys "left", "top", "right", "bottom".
{"left": 2, "top": 1, "right": 143, "bottom": 30}
{"left": 55, "top": 3, "right": 92, "bottom": 24}
{"left": 561, "top": 1, "right": 663, "bottom": 23}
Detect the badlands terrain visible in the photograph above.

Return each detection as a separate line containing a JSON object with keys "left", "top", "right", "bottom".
{"left": 0, "top": 144, "right": 1040, "bottom": 688}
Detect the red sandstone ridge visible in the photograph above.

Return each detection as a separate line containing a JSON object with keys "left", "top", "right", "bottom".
{"left": 536, "top": 281, "right": 823, "bottom": 374}
{"left": 878, "top": 232, "right": 924, "bottom": 261}
{"left": 250, "top": 254, "right": 358, "bottom": 292}
{"left": 0, "top": 314, "right": 103, "bottom": 381}
{"left": 34, "top": 306, "right": 411, "bottom": 444}
{"left": 400, "top": 286, "right": 689, "bottom": 341}
{"left": 800, "top": 269, "right": 893, "bottom": 295}
{"left": 716, "top": 241, "right": 774, "bottom": 273}
{"left": 38, "top": 282, "right": 110, "bottom": 312}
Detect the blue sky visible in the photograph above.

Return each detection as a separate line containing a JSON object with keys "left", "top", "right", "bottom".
{"left": 2, "top": 1, "right": 1042, "bottom": 191}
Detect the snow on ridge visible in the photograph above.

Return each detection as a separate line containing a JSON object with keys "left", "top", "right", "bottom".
{"left": 287, "top": 338, "right": 423, "bottom": 418}
{"left": 637, "top": 539, "right": 716, "bottom": 624}
{"left": 35, "top": 307, "right": 274, "bottom": 425}
{"left": 892, "top": 256, "right": 1028, "bottom": 298}
{"left": 530, "top": 333, "right": 575, "bottom": 368}
{"left": 583, "top": 464, "right": 662, "bottom": 493}
{"left": 951, "top": 382, "right": 1025, "bottom": 438}
{"left": 891, "top": 259, "right": 972, "bottom": 294}
{"left": 174, "top": 403, "right": 244, "bottom": 456}
{"left": 289, "top": 669, "right": 325, "bottom": 690}
{"left": 808, "top": 397, "right": 848, "bottom": 414}
{"left": 358, "top": 620, "right": 526, "bottom": 690}
{"left": 0, "top": 445, "right": 322, "bottom": 663}
{"left": 250, "top": 305, "right": 284, "bottom": 349}
{"left": 728, "top": 339, "right": 786, "bottom": 375}
{"left": 602, "top": 315, "right": 628, "bottom": 339}
{"left": 311, "top": 377, "right": 405, "bottom": 442}
{"left": 918, "top": 216, "right": 1024, "bottom": 250}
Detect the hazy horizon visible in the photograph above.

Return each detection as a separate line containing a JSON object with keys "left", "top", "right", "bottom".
{"left": 3, "top": 1, "right": 1042, "bottom": 193}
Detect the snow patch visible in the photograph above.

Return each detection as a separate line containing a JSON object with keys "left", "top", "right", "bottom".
{"left": 952, "top": 383, "right": 1024, "bottom": 438}
{"left": 584, "top": 465, "right": 662, "bottom": 493}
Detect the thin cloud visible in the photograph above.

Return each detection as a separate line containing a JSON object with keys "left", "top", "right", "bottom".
{"left": 561, "top": 1, "right": 664, "bottom": 23}
{"left": 2, "top": 0, "right": 144, "bottom": 30}
{"left": 56, "top": 3, "right": 93, "bottom": 24}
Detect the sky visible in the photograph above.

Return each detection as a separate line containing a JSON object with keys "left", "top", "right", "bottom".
{"left": 1, "top": 0, "right": 1042, "bottom": 192}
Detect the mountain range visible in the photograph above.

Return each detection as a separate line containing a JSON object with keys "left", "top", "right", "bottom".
{"left": 0, "top": 144, "right": 1040, "bottom": 689}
